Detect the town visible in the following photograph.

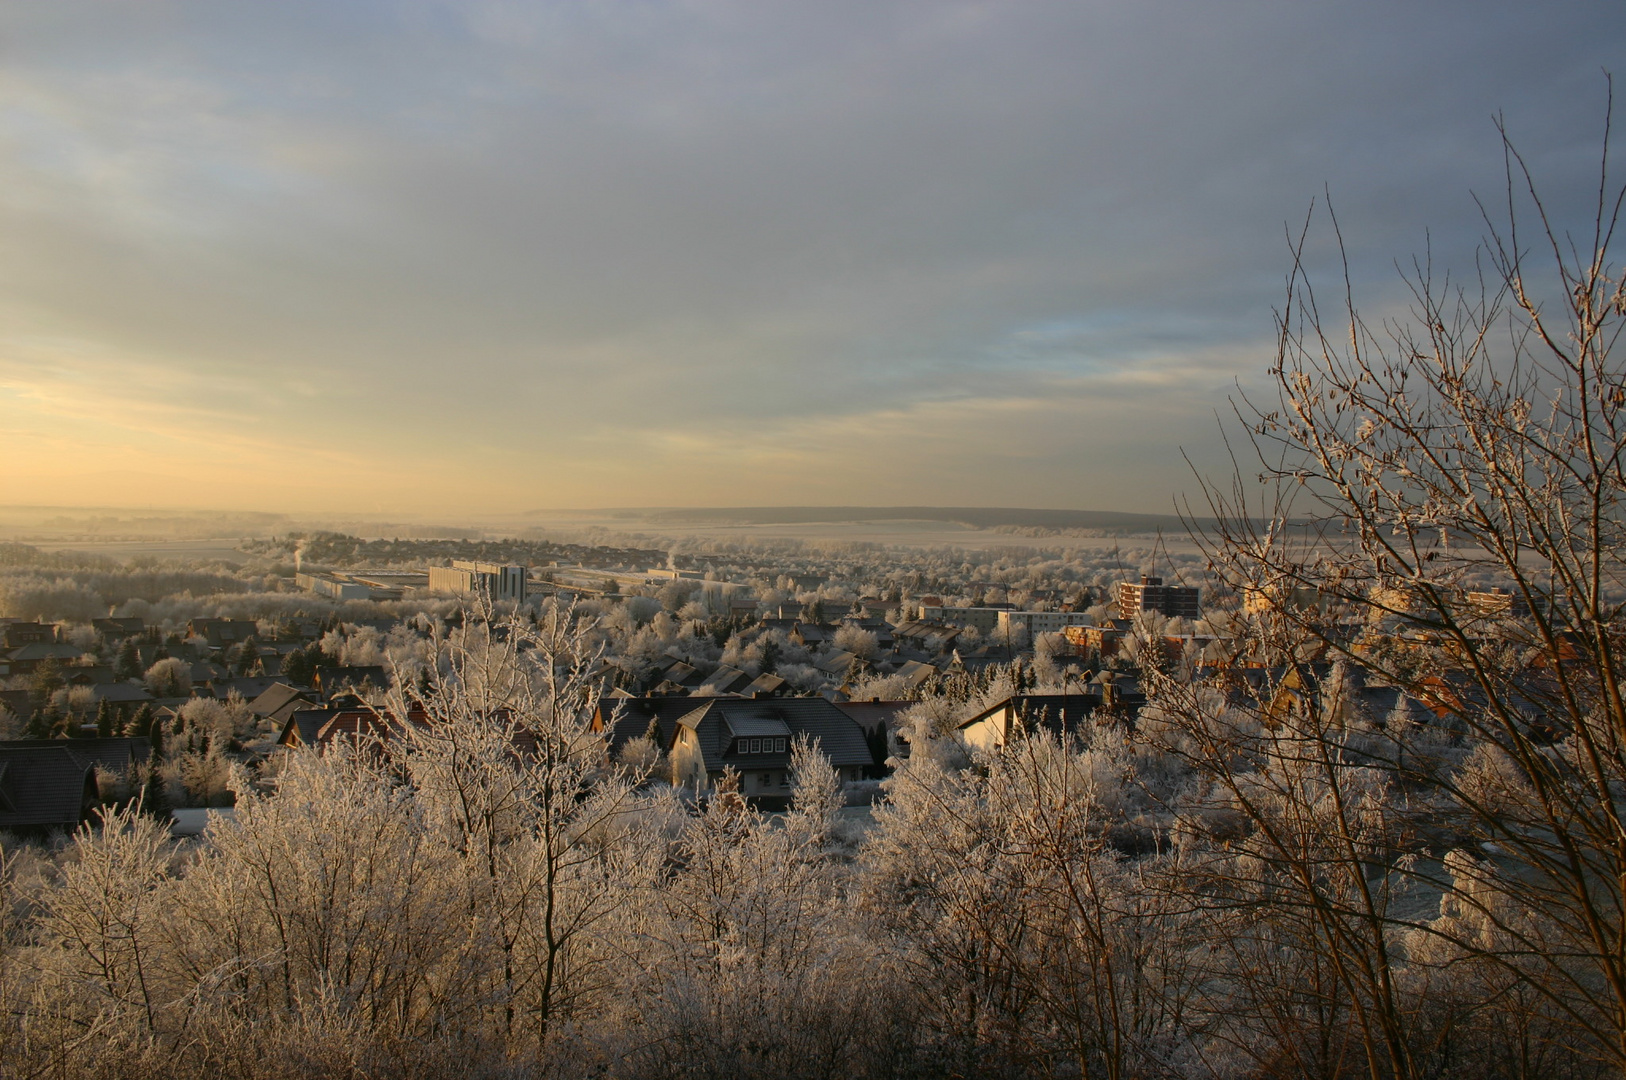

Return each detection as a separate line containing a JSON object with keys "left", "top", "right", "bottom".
{"left": 0, "top": 533, "right": 1546, "bottom": 823}
{"left": 1, "top": 2, "right": 1618, "bottom": 1076}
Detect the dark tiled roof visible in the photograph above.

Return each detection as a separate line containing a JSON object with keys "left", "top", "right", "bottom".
{"left": 834, "top": 700, "right": 912, "bottom": 734}
{"left": 0, "top": 737, "right": 152, "bottom": 773}
{"left": 215, "top": 676, "right": 283, "bottom": 701}
{"left": 679, "top": 697, "right": 871, "bottom": 774}
{"left": 0, "top": 737, "right": 151, "bottom": 830}
{"left": 248, "top": 682, "right": 314, "bottom": 718}
{"left": 704, "top": 665, "right": 754, "bottom": 693}
{"left": 93, "top": 617, "right": 145, "bottom": 637}
{"left": 89, "top": 683, "right": 154, "bottom": 704}
{"left": 959, "top": 694, "right": 1107, "bottom": 740}
{"left": 4, "top": 643, "right": 85, "bottom": 663}
{"left": 0, "top": 690, "right": 31, "bottom": 721}
{"left": 279, "top": 708, "right": 340, "bottom": 747}
{"left": 743, "top": 673, "right": 787, "bottom": 696}
{"left": 313, "top": 666, "right": 388, "bottom": 695}
{"left": 0, "top": 747, "right": 96, "bottom": 828}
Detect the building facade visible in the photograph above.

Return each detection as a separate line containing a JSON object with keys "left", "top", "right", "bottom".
{"left": 994, "top": 609, "right": 1094, "bottom": 642}
{"left": 918, "top": 606, "right": 1005, "bottom": 634}
{"left": 428, "top": 560, "right": 528, "bottom": 601}
{"left": 1115, "top": 576, "right": 1200, "bottom": 619}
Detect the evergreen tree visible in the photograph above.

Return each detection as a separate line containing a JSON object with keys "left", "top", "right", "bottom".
{"left": 113, "top": 637, "right": 143, "bottom": 681}
{"left": 644, "top": 715, "right": 663, "bottom": 746}
{"left": 29, "top": 658, "right": 65, "bottom": 711}
{"left": 142, "top": 721, "right": 169, "bottom": 821}
{"left": 95, "top": 698, "right": 114, "bottom": 738}
{"left": 23, "top": 705, "right": 53, "bottom": 740}
{"left": 130, "top": 702, "right": 155, "bottom": 739}
{"left": 282, "top": 642, "right": 320, "bottom": 687}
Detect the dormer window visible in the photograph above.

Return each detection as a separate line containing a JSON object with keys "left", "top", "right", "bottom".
{"left": 773, "top": 738, "right": 786, "bottom": 753}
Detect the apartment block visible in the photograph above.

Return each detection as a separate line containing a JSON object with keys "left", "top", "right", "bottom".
{"left": 918, "top": 606, "right": 1006, "bottom": 634}
{"left": 1115, "top": 576, "right": 1200, "bottom": 619}
{"left": 995, "top": 609, "right": 1094, "bottom": 641}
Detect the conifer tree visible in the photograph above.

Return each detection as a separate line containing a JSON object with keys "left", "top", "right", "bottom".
{"left": 142, "top": 719, "right": 169, "bottom": 821}
{"left": 113, "top": 637, "right": 142, "bottom": 681}
{"left": 130, "top": 702, "right": 155, "bottom": 739}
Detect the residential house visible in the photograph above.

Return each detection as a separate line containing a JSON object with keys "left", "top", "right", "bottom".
{"left": 187, "top": 618, "right": 260, "bottom": 649}
{"left": 743, "top": 672, "right": 788, "bottom": 697}
{"left": 1, "top": 622, "right": 55, "bottom": 649}
{"left": 665, "top": 697, "right": 873, "bottom": 803}
{"left": 701, "top": 665, "right": 754, "bottom": 695}
{"left": 4, "top": 642, "right": 86, "bottom": 676}
{"left": 0, "top": 745, "right": 98, "bottom": 831}
{"left": 92, "top": 617, "right": 146, "bottom": 641}
{"left": 312, "top": 665, "right": 389, "bottom": 699}
{"left": 0, "top": 737, "right": 152, "bottom": 833}
{"left": 248, "top": 683, "right": 320, "bottom": 730}
{"left": 958, "top": 693, "right": 1109, "bottom": 754}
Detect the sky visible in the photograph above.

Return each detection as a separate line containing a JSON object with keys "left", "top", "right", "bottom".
{"left": 0, "top": 0, "right": 1621, "bottom": 516}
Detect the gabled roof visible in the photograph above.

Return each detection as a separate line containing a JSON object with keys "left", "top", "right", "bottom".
{"left": 0, "top": 737, "right": 151, "bottom": 829}
{"left": 249, "top": 682, "right": 316, "bottom": 721}
{"left": 958, "top": 694, "right": 1106, "bottom": 742}
{"left": 0, "top": 747, "right": 96, "bottom": 828}
{"left": 834, "top": 699, "right": 912, "bottom": 734}
{"left": 676, "top": 698, "right": 872, "bottom": 774}
{"left": 4, "top": 643, "right": 84, "bottom": 663}
{"left": 89, "top": 683, "right": 154, "bottom": 704}
{"left": 703, "top": 665, "right": 754, "bottom": 694}
{"left": 93, "top": 617, "right": 145, "bottom": 636}
{"left": 659, "top": 660, "right": 702, "bottom": 687}
{"left": 594, "top": 695, "right": 719, "bottom": 755}
{"left": 277, "top": 706, "right": 430, "bottom": 751}
{"left": 312, "top": 665, "right": 388, "bottom": 695}
{"left": 815, "top": 650, "right": 859, "bottom": 676}
{"left": 214, "top": 676, "right": 283, "bottom": 701}
{"left": 279, "top": 708, "right": 339, "bottom": 748}
{"left": 743, "top": 673, "right": 787, "bottom": 697}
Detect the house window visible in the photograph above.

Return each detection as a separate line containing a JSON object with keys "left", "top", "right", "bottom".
{"left": 747, "top": 738, "right": 759, "bottom": 754}
{"left": 774, "top": 738, "right": 786, "bottom": 753}
{"left": 759, "top": 773, "right": 771, "bottom": 786}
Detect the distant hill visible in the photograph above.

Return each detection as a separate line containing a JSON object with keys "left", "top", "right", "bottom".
{"left": 570, "top": 506, "right": 1204, "bottom": 533}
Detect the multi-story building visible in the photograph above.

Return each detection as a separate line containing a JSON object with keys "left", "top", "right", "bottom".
{"left": 295, "top": 572, "right": 372, "bottom": 601}
{"left": 428, "top": 561, "right": 528, "bottom": 602}
{"left": 994, "top": 609, "right": 1094, "bottom": 642}
{"left": 647, "top": 567, "right": 705, "bottom": 582}
{"left": 918, "top": 606, "right": 1007, "bottom": 634}
{"left": 1115, "top": 576, "right": 1200, "bottom": 620}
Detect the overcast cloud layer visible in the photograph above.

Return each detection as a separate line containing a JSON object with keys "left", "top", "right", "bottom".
{"left": 0, "top": 0, "right": 1621, "bottom": 514}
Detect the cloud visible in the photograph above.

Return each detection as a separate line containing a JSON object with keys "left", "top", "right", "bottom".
{"left": 0, "top": 0, "right": 1619, "bottom": 513}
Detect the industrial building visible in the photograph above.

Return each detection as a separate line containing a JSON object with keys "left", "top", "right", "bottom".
{"left": 428, "top": 561, "right": 528, "bottom": 601}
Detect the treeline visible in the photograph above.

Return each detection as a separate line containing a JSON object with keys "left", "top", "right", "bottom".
{"left": 244, "top": 532, "right": 668, "bottom": 570}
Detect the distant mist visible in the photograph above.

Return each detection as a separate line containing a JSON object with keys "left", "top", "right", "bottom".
{"left": 581, "top": 506, "right": 1210, "bottom": 534}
